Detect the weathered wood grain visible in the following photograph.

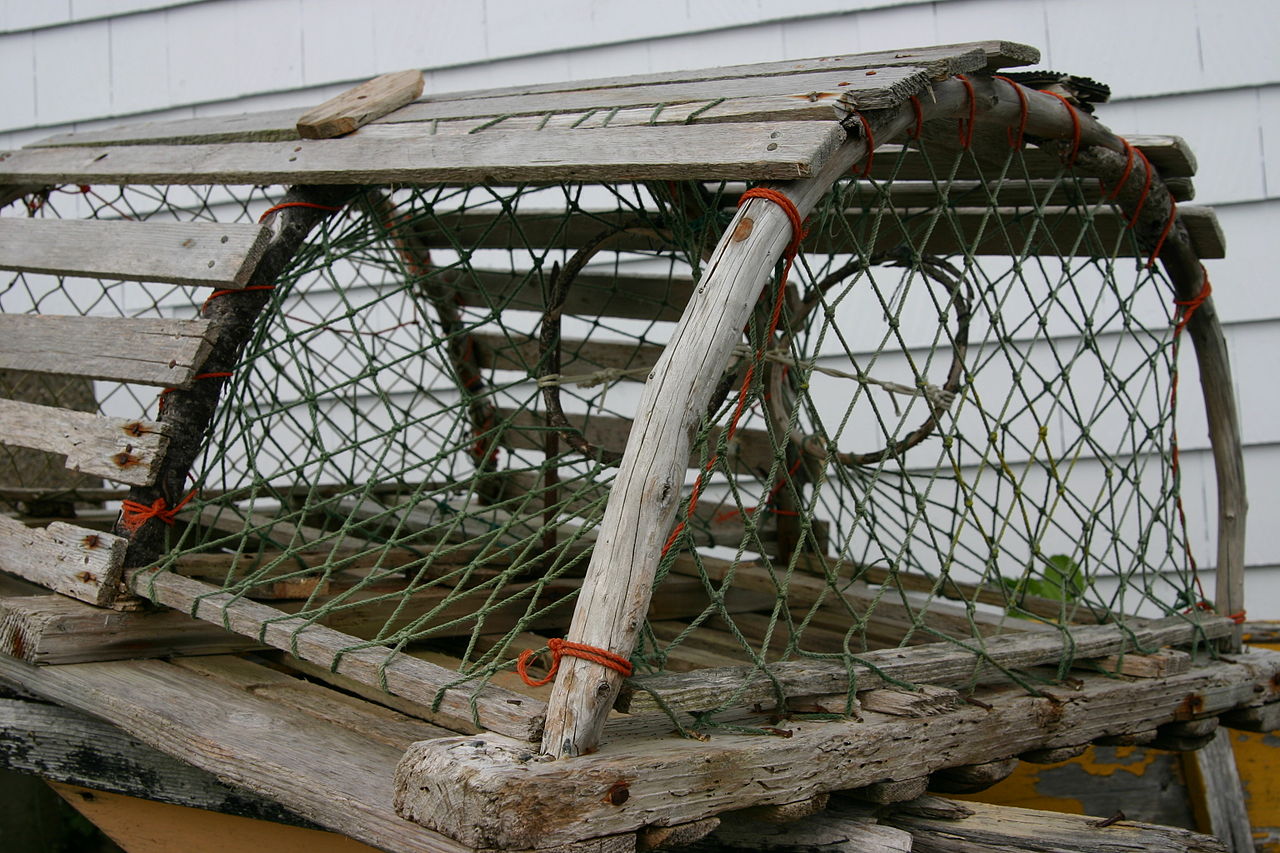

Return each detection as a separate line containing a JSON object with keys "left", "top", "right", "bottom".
{"left": 0, "top": 697, "right": 311, "bottom": 825}
{"left": 0, "top": 314, "right": 215, "bottom": 388}
{"left": 927, "top": 758, "right": 1019, "bottom": 794}
{"left": 297, "top": 69, "right": 424, "bottom": 139}
{"left": 618, "top": 614, "right": 1233, "bottom": 715}
{"left": 708, "top": 810, "right": 912, "bottom": 851}
{"left": 0, "top": 398, "right": 168, "bottom": 487}
{"left": 0, "top": 218, "right": 272, "bottom": 288}
{"left": 0, "top": 593, "right": 258, "bottom": 664}
{"left": 395, "top": 649, "right": 1280, "bottom": 849}
{"left": 0, "top": 516, "right": 126, "bottom": 606}
{"left": 0, "top": 654, "right": 471, "bottom": 853}
{"left": 0, "top": 122, "right": 847, "bottom": 185}
{"left": 873, "top": 797, "right": 1229, "bottom": 853}
{"left": 125, "top": 567, "right": 545, "bottom": 741}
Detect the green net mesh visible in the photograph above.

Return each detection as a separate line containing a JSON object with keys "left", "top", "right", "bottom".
{"left": 1, "top": 130, "right": 1209, "bottom": 724}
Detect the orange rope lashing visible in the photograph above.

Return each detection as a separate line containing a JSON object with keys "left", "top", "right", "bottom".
{"left": 955, "top": 74, "right": 977, "bottom": 149}
{"left": 992, "top": 75, "right": 1029, "bottom": 149}
{"left": 119, "top": 489, "right": 197, "bottom": 535}
{"left": 850, "top": 111, "right": 875, "bottom": 177}
{"left": 516, "top": 637, "right": 634, "bottom": 686}
{"left": 258, "top": 201, "right": 344, "bottom": 223}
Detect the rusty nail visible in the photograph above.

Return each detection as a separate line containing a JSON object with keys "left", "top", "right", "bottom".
{"left": 604, "top": 781, "right": 630, "bottom": 806}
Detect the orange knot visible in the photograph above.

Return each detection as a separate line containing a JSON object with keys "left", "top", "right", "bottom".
{"left": 849, "top": 111, "right": 875, "bottom": 177}
{"left": 738, "top": 187, "right": 805, "bottom": 258}
{"left": 258, "top": 200, "right": 345, "bottom": 224}
{"left": 1229, "top": 610, "right": 1247, "bottom": 625}
{"left": 119, "top": 490, "right": 196, "bottom": 535}
{"left": 907, "top": 96, "right": 924, "bottom": 139}
{"left": 516, "top": 638, "right": 633, "bottom": 687}
{"left": 1173, "top": 272, "right": 1212, "bottom": 335}
{"left": 78, "top": 184, "right": 92, "bottom": 194}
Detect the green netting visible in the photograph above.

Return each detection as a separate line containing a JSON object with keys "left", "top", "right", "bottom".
{"left": 2, "top": 130, "right": 1212, "bottom": 726}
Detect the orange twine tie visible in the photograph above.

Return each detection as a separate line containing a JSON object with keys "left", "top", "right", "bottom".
{"left": 517, "top": 637, "right": 634, "bottom": 686}
{"left": 119, "top": 490, "right": 196, "bottom": 536}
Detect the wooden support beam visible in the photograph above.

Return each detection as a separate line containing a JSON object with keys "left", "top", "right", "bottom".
{"left": 0, "top": 218, "right": 272, "bottom": 288}
{"left": 928, "top": 758, "right": 1020, "bottom": 794}
{"left": 0, "top": 398, "right": 169, "bottom": 487}
{"left": 395, "top": 647, "right": 1280, "bottom": 849}
{"left": 618, "top": 614, "right": 1231, "bottom": 716}
{"left": 0, "top": 517, "right": 125, "bottom": 606}
{"left": 1183, "top": 728, "right": 1255, "bottom": 853}
{"left": 0, "top": 121, "right": 848, "bottom": 186}
{"left": 297, "top": 70, "right": 424, "bottom": 139}
{"left": 0, "top": 314, "right": 215, "bottom": 388}
{"left": 0, "top": 593, "right": 257, "bottom": 664}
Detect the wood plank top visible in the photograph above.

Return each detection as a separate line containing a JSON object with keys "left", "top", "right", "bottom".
{"left": 0, "top": 218, "right": 272, "bottom": 288}
{"left": 0, "top": 397, "right": 169, "bottom": 486}
{"left": 27, "top": 41, "right": 1036, "bottom": 150}
{"left": 0, "top": 314, "right": 215, "bottom": 388}
{"left": 0, "top": 121, "right": 847, "bottom": 185}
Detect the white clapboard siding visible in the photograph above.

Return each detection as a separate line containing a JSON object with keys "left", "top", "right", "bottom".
{"left": 0, "top": 218, "right": 272, "bottom": 288}
{"left": 0, "top": 314, "right": 215, "bottom": 388}
{"left": 0, "top": 121, "right": 846, "bottom": 185}
{"left": 0, "top": 516, "right": 127, "bottom": 606}
{"left": 0, "top": 398, "right": 169, "bottom": 486}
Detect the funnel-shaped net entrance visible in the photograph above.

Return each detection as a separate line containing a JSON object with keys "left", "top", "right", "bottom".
{"left": 113, "top": 134, "right": 1206, "bottom": 720}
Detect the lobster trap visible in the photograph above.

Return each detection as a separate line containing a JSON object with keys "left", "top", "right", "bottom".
{"left": 0, "top": 41, "right": 1270, "bottom": 853}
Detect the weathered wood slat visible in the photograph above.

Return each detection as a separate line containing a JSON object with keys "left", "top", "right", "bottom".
{"left": 28, "top": 42, "right": 1035, "bottom": 150}
{"left": 0, "top": 593, "right": 257, "bottom": 664}
{"left": 296, "top": 69, "right": 425, "bottom": 139}
{"left": 447, "top": 267, "right": 693, "bottom": 322}
{"left": 471, "top": 331, "right": 663, "bottom": 377}
{"left": 496, "top": 407, "right": 777, "bottom": 471}
{"left": 0, "top": 697, "right": 311, "bottom": 825}
{"left": 0, "top": 218, "right": 272, "bottom": 288}
{"left": 870, "top": 797, "right": 1229, "bottom": 853}
{"left": 0, "top": 398, "right": 169, "bottom": 486}
{"left": 0, "top": 654, "right": 474, "bottom": 853}
{"left": 0, "top": 121, "right": 847, "bottom": 185}
{"left": 617, "top": 614, "right": 1234, "bottom": 715}
{"left": 410, "top": 203, "right": 1225, "bottom": 259}
{"left": 0, "top": 517, "right": 126, "bottom": 606}
{"left": 394, "top": 648, "right": 1280, "bottom": 849}
{"left": 0, "top": 314, "right": 216, "bottom": 388}
{"left": 125, "top": 567, "right": 545, "bottom": 741}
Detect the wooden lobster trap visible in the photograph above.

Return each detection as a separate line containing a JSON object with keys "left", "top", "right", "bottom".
{"left": 0, "top": 40, "right": 1270, "bottom": 853}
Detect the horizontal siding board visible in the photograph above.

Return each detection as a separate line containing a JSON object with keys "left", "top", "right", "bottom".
{"left": 0, "top": 218, "right": 272, "bottom": 287}
{"left": 0, "top": 314, "right": 214, "bottom": 387}
{"left": 0, "top": 121, "right": 847, "bottom": 184}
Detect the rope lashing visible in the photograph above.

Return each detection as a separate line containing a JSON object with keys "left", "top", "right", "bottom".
{"left": 1042, "top": 91, "right": 1082, "bottom": 166}
{"left": 516, "top": 637, "right": 634, "bottom": 686}
{"left": 992, "top": 76, "right": 1029, "bottom": 149}
{"left": 119, "top": 489, "right": 196, "bottom": 535}
{"left": 257, "top": 201, "right": 344, "bottom": 223}
{"left": 907, "top": 96, "right": 924, "bottom": 139}
{"left": 1105, "top": 138, "right": 1138, "bottom": 200}
{"left": 955, "top": 74, "right": 977, "bottom": 149}
{"left": 662, "top": 187, "right": 805, "bottom": 557}
{"left": 849, "top": 111, "right": 875, "bottom": 177}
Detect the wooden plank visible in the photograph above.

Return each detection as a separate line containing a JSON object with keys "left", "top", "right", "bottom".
{"left": 125, "top": 567, "right": 545, "bottom": 741}
{"left": 496, "top": 407, "right": 777, "bottom": 471}
{"left": 0, "top": 654, "right": 472, "bottom": 853}
{"left": 0, "top": 516, "right": 125, "bottom": 606}
{"left": 873, "top": 797, "right": 1230, "bottom": 853}
{"left": 1183, "top": 729, "right": 1254, "bottom": 853}
{"left": 382, "top": 66, "right": 929, "bottom": 125}
{"left": 394, "top": 649, "right": 1280, "bottom": 849}
{"left": 448, "top": 266, "right": 693, "bottom": 322}
{"left": 472, "top": 331, "right": 663, "bottom": 378}
{"left": 297, "top": 69, "right": 424, "bottom": 139}
{"left": 0, "top": 122, "right": 848, "bottom": 186}
{"left": 0, "top": 398, "right": 169, "bottom": 487}
{"left": 618, "top": 614, "right": 1235, "bottom": 715}
{"left": 708, "top": 809, "right": 912, "bottom": 851}
{"left": 0, "top": 314, "right": 215, "bottom": 388}
{"left": 0, "top": 697, "right": 310, "bottom": 825}
{"left": 0, "top": 218, "right": 272, "bottom": 288}
{"left": 28, "top": 42, "right": 1033, "bottom": 149}
{"left": 0, "top": 593, "right": 258, "bottom": 664}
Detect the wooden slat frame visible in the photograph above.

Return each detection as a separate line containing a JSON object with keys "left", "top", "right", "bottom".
{"left": 0, "top": 314, "right": 215, "bottom": 388}
{"left": 0, "top": 121, "right": 848, "bottom": 186}
{"left": 0, "top": 398, "right": 169, "bottom": 486}
{"left": 0, "top": 516, "right": 127, "bottom": 606}
{"left": 0, "top": 218, "right": 272, "bottom": 288}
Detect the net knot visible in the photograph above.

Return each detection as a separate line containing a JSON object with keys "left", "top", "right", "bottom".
{"left": 516, "top": 638, "right": 634, "bottom": 687}
{"left": 119, "top": 490, "right": 196, "bottom": 535}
